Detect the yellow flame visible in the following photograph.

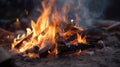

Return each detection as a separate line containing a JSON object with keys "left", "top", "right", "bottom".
{"left": 11, "top": 0, "right": 86, "bottom": 57}
{"left": 77, "top": 33, "right": 86, "bottom": 44}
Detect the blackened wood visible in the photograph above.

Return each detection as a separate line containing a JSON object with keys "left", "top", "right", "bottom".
{"left": 15, "top": 33, "right": 33, "bottom": 49}
{"left": 57, "top": 40, "right": 104, "bottom": 56}
{"left": 26, "top": 41, "right": 103, "bottom": 57}
{"left": 38, "top": 40, "right": 104, "bottom": 57}
{"left": 57, "top": 43, "right": 95, "bottom": 55}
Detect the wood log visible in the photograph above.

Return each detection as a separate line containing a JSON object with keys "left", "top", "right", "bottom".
{"left": 57, "top": 43, "right": 94, "bottom": 55}
{"left": 22, "top": 40, "right": 104, "bottom": 58}
{"left": 38, "top": 41, "right": 104, "bottom": 57}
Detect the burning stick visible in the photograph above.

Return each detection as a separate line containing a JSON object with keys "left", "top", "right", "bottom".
{"left": 14, "top": 33, "right": 33, "bottom": 49}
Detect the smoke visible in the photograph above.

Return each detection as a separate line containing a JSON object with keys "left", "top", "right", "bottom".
{"left": 31, "top": 0, "right": 111, "bottom": 27}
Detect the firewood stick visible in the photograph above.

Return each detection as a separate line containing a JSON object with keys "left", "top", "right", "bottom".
{"left": 15, "top": 33, "right": 33, "bottom": 49}
{"left": 106, "top": 22, "right": 120, "bottom": 31}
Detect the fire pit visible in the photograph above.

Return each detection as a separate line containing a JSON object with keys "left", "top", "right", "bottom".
{"left": 10, "top": 0, "right": 104, "bottom": 58}
{"left": 0, "top": 0, "right": 120, "bottom": 67}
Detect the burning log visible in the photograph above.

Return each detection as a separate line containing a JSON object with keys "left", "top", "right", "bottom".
{"left": 23, "top": 41, "right": 104, "bottom": 58}
{"left": 38, "top": 40, "right": 104, "bottom": 57}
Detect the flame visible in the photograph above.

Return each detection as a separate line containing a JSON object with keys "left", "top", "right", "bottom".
{"left": 11, "top": 0, "right": 86, "bottom": 57}
{"left": 77, "top": 33, "right": 86, "bottom": 44}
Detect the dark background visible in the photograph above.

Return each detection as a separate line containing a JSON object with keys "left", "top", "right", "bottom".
{"left": 0, "top": 0, "right": 120, "bottom": 30}
{"left": 0, "top": 0, "right": 120, "bottom": 20}
{"left": 104, "top": 0, "right": 120, "bottom": 20}
{"left": 0, "top": 0, "right": 33, "bottom": 19}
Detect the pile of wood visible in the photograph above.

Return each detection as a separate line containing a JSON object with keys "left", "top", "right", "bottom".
{"left": 0, "top": 20, "right": 119, "bottom": 58}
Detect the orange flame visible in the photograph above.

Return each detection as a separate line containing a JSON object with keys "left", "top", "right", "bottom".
{"left": 77, "top": 33, "right": 86, "bottom": 44}
{"left": 11, "top": 0, "right": 86, "bottom": 57}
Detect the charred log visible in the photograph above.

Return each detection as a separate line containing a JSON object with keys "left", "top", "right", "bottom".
{"left": 57, "top": 42, "right": 102, "bottom": 56}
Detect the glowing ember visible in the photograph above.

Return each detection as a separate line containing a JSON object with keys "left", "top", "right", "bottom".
{"left": 11, "top": 0, "right": 86, "bottom": 57}
{"left": 16, "top": 18, "right": 19, "bottom": 23}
